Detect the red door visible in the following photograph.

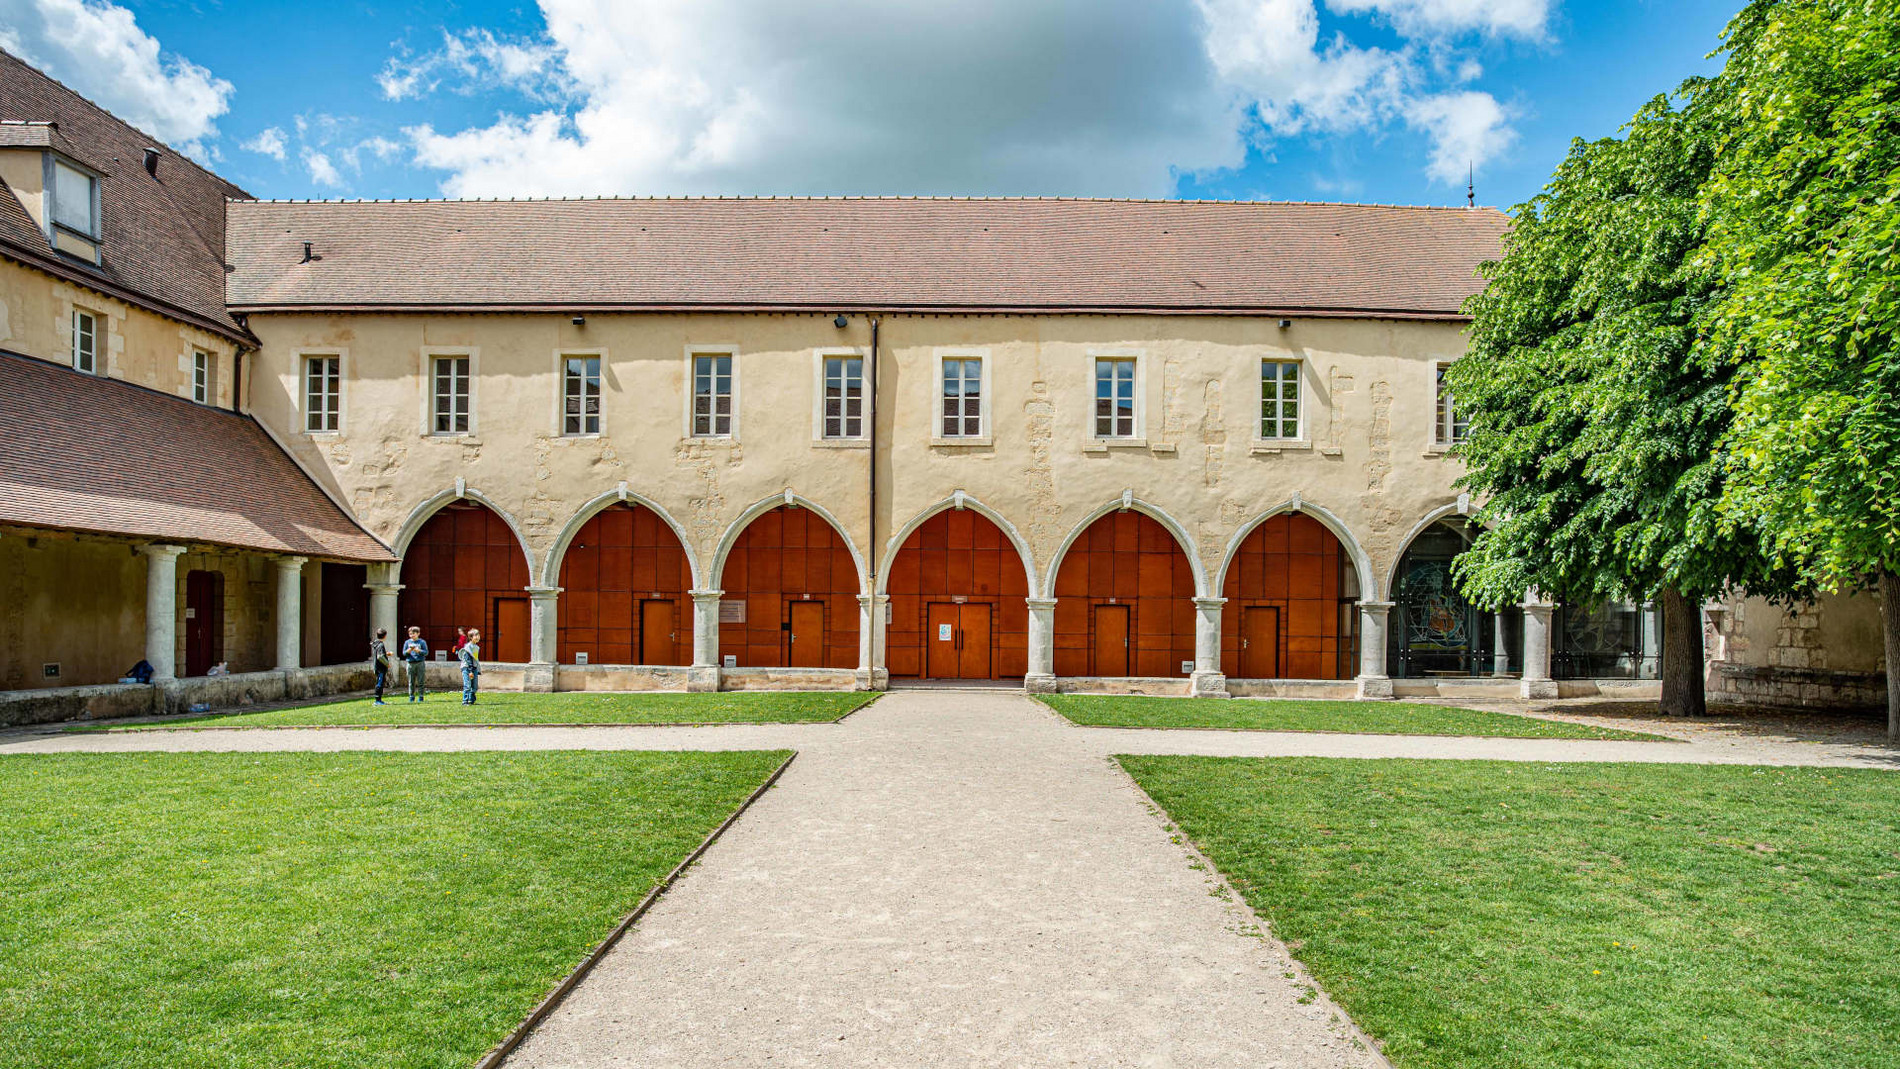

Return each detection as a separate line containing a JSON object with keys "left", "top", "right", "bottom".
{"left": 787, "top": 601, "right": 825, "bottom": 667}
{"left": 1241, "top": 606, "right": 1281, "bottom": 679}
{"left": 640, "top": 600, "right": 676, "bottom": 666}
{"left": 493, "top": 597, "right": 531, "bottom": 663}
{"left": 1093, "top": 604, "right": 1130, "bottom": 676}
{"left": 184, "top": 570, "right": 223, "bottom": 677}
{"left": 926, "top": 603, "right": 993, "bottom": 679}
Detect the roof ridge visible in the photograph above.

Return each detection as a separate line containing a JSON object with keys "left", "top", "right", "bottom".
{"left": 0, "top": 48, "right": 251, "bottom": 200}
{"left": 231, "top": 194, "right": 1500, "bottom": 211}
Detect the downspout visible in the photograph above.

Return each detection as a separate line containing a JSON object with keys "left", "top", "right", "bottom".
{"left": 867, "top": 316, "right": 881, "bottom": 588}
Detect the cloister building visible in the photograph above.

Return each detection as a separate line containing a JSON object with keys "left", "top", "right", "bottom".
{"left": 1, "top": 48, "right": 1884, "bottom": 720}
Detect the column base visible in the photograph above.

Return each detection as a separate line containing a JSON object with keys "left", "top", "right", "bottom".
{"left": 1022, "top": 672, "right": 1059, "bottom": 694}
{"left": 853, "top": 668, "right": 890, "bottom": 692}
{"left": 1519, "top": 678, "right": 1560, "bottom": 700}
{"left": 1355, "top": 675, "right": 1395, "bottom": 699}
{"left": 1190, "top": 671, "right": 1231, "bottom": 699}
{"left": 687, "top": 665, "right": 722, "bottom": 693}
{"left": 522, "top": 662, "right": 556, "bottom": 693}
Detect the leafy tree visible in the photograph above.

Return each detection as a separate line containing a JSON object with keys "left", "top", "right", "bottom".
{"left": 1448, "top": 91, "right": 1787, "bottom": 717}
{"left": 1701, "top": 0, "right": 1900, "bottom": 735}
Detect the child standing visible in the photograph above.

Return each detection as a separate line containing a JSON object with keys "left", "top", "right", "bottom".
{"left": 459, "top": 628, "right": 482, "bottom": 705}
{"left": 400, "top": 626, "right": 430, "bottom": 702}
{"left": 370, "top": 628, "right": 391, "bottom": 705}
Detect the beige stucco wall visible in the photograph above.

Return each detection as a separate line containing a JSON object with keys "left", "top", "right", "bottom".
{"left": 242, "top": 310, "right": 1470, "bottom": 599}
{"left": 0, "top": 258, "right": 239, "bottom": 405}
{"left": 1713, "top": 589, "right": 1886, "bottom": 675}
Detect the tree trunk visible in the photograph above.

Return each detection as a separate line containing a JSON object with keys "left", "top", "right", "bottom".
{"left": 1881, "top": 568, "right": 1900, "bottom": 740}
{"left": 1658, "top": 586, "right": 1707, "bottom": 717}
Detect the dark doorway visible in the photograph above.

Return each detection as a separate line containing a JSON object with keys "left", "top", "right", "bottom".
{"left": 184, "top": 569, "right": 224, "bottom": 677}
{"left": 319, "top": 562, "right": 369, "bottom": 666}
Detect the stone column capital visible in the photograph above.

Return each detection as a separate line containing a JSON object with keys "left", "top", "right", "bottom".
{"left": 857, "top": 592, "right": 891, "bottom": 607}
{"left": 1358, "top": 599, "right": 1395, "bottom": 616}
{"left": 1025, "top": 597, "right": 1059, "bottom": 611}
{"left": 140, "top": 543, "right": 188, "bottom": 561}
{"left": 364, "top": 582, "right": 404, "bottom": 596}
{"left": 274, "top": 555, "right": 309, "bottom": 572}
{"left": 524, "top": 585, "right": 563, "bottom": 600}
{"left": 689, "top": 588, "right": 725, "bottom": 605}
{"left": 1192, "top": 597, "right": 1227, "bottom": 611}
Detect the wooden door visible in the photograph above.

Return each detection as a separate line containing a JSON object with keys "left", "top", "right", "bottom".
{"left": 927, "top": 602, "right": 961, "bottom": 678}
{"left": 1093, "top": 604, "right": 1130, "bottom": 677}
{"left": 184, "top": 569, "right": 223, "bottom": 677}
{"left": 493, "top": 597, "right": 531, "bottom": 663}
{"left": 318, "top": 562, "right": 369, "bottom": 666}
{"left": 787, "top": 601, "right": 825, "bottom": 667}
{"left": 1241, "top": 606, "right": 1281, "bottom": 679}
{"left": 957, "top": 603, "right": 992, "bottom": 679}
{"left": 640, "top": 600, "right": 676, "bottom": 665}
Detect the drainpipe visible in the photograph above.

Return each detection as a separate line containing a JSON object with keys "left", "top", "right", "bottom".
{"left": 867, "top": 315, "right": 880, "bottom": 588}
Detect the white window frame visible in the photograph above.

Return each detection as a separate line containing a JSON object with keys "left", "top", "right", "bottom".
{"left": 192, "top": 349, "right": 212, "bottom": 404}
{"left": 1087, "top": 348, "right": 1145, "bottom": 443}
{"left": 1258, "top": 358, "right": 1305, "bottom": 442}
{"left": 46, "top": 154, "right": 101, "bottom": 241}
{"left": 556, "top": 350, "right": 604, "bottom": 438}
{"left": 70, "top": 308, "right": 98, "bottom": 374}
{"left": 1432, "top": 360, "right": 1467, "bottom": 449}
{"left": 300, "top": 350, "right": 345, "bottom": 434}
{"left": 421, "top": 347, "right": 477, "bottom": 437}
{"left": 812, "top": 347, "right": 869, "bottom": 444}
{"left": 684, "top": 346, "right": 739, "bottom": 439}
{"left": 932, "top": 347, "right": 992, "bottom": 445}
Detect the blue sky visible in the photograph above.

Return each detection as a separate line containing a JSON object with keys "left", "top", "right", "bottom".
{"left": 2, "top": 0, "right": 1741, "bottom": 211}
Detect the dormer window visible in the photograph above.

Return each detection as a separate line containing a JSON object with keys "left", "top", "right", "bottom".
{"left": 51, "top": 159, "right": 98, "bottom": 239}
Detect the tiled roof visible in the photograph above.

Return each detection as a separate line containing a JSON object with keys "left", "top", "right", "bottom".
{"left": 0, "top": 350, "right": 394, "bottom": 562}
{"left": 0, "top": 50, "right": 250, "bottom": 340}
{"left": 227, "top": 197, "right": 1508, "bottom": 318}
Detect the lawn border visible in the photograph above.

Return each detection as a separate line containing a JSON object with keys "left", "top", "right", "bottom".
{"left": 1107, "top": 753, "right": 1399, "bottom": 1069}
{"left": 471, "top": 748, "right": 798, "bottom": 1069}
{"left": 1033, "top": 695, "right": 1677, "bottom": 743}
{"left": 66, "top": 692, "right": 882, "bottom": 733}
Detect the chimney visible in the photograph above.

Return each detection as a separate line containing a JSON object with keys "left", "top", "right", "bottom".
{"left": 143, "top": 148, "right": 159, "bottom": 177}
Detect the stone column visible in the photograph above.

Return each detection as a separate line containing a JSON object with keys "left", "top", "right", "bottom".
{"left": 1355, "top": 600, "right": 1395, "bottom": 698}
{"left": 856, "top": 593, "right": 890, "bottom": 691}
{"left": 1639, "top": 601, "right": 1661, "bottom": 679}
{"left": 274, "top": 556, "right": 307, "bottom": 671}
{"left": 364, "top": 563, "right": 402, "bottom": 647}
{"left": 1492, "top": 613, "right": 1511, "bottom": 676}
{"left": 523, "top": 586, "right": 561, "bottom": 692}
{"left": 688, "top": 589, "right": 723, "bottom": 692}
{"left": 1520, "top": 595, "right": 1559, "bottom": 699}
{"left": 1024, "top": 597, "right": 1058, "bottom": 693}
{"left": 140, "top": 543, "right": 187, "bottom": 681}
{"left": 1190, "top": 597, "right": 1229, "bottom": 698}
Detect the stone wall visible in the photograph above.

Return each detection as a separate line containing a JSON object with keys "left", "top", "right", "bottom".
{"left": 0, "top": 663, "right": 375, "bottom": 727}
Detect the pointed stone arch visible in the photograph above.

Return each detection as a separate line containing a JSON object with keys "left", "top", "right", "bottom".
{"left": 544, "top": 487, "right": 703, "bottom": 593}
{"left": 877, "top": 492, "right": 1038, "bottom": 598}
{"left": 1214, "top": 496, "right": 1377, "bottom": 603}
{"left": 1042, "top": 495, "right": 1206, "bottom": 599}
{"left": 713, "top": 491, "right": 869, "bottom": 598}
{"left": 392, "top": 485, "right": 535, "bottom": 574}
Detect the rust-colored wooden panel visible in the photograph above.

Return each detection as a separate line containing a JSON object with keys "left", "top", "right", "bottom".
{"left": 959, "top": 603, "right": 992, "bottom": 679}
{"left": 1137, "top": 552, "right": 1172, "bottom": 595}
{"left": 788, "top": 601, "right": 824, "bottom": 667}
{"left": 493, "top": 597, "right": 530, "bottom": 663}
{"left": 1241, "top": 606, "right": 1280, "bottom": 679}
{"left": 1288, "top": 597, "right": 1328, "bottom": 637}
{"left": 1094, "top": 604, "right": 1129, "bottom": 676}
{"left": 567, "top": 590, "right": 599, "bottom": 629}
{"left": 947, "top": 509, "right": 975, "bottom": 549}
{"left": 640, "top": 599, "right": 676, "bottom": 665}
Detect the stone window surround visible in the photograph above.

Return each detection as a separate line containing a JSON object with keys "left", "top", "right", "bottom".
{"left": 555, "top": 348, "right": 606, "bottom": 438}
{"left": 932, "top": 346, "right": 992, "bottom": 446}
{"left": 684, "top": 344, "right": 740, "bottom": 440}
{"left": 811, "top": 346, "right": 870, "bottom": 446}
{"left": 296, "top": 347, "right": 347, "bottom": 436}
{"left": 420, "top": 346, "right": 479, "bottom": 437}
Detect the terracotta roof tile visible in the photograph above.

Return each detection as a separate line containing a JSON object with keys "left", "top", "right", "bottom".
{"left": 0, "top": 350, "right": 394, "bottom": 561}
{"left": 0, "top": 50, "right": 249, "bottom": 339}
{"left": 227, "top": 197, "right": 1507, "bottom": 318}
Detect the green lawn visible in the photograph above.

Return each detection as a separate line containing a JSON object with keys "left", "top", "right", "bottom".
{"left": 0, "top": 749, "right": 790, "bottom": 1069}
{"left": 1120, "top": 756, "right": 1900, "bottom": 1069}
{"left": 1039, "top": 695, "right": 1666, "bottom": 740}
{"left": 80, "top": 690, "right": 876, "bottom": 729}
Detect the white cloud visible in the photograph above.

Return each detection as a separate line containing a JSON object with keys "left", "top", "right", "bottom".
{"left": 395, "top": 0, "right": 1525, "bottom": 199}
{"left": 1327, "top": 0, "right": 1550, "bottom": 39}
{"left": 301, "top": 148, "right": 343, "bottom": 187}
{"left": 0, "top": 0, "right": 233, "bottom": 160}
{"left": 1406, "top": 89, "right": 1514, "bottom": 184}
{"left": 242, "top": 126, "right": 288, "bottom": 161}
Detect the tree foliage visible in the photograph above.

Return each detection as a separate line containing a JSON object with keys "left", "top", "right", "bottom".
{"left": 1446, "top": 93, "right": 1781, "bottom": 612}
{"left": 1701, "top": 0, "right": 1900, "bottom": 586}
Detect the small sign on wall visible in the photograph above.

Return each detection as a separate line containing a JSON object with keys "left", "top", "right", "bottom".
{"left": 184, "top": 608, "right": 196, "bottom": 620}
{"left": 434, "top": 650, "right": 448, "bottom": 662}
{"left": 719, "top": 600, "right": 747, "bottom": 624}
{"left": 1181, "top": 660, "right": 1195, "bottom": 675}
{"left": 938, "top": 623, "right": 954, "bottom": 641}
{"left": 723, "top": 654, "right": 738, "bottom": 669}
{"left": 42, "top": 663, "right": 59, "bottom": 679}
{"left": 575, "top": 652, "right": 590, "bottom": 665}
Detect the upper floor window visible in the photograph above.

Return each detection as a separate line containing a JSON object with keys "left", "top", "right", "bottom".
{"left": 822, "top": 355, "right": 864, "bottom": 439}
{"left": 305, "top": 355, "right": 341, "bottom": 432}
{"left": 51, "top": 160, "right": 98, "bottom": 239}
{"left": 563, "top": 355, "right": 601, "bottom": 436}
{"left": 192, "top": 350, "right": 213, "bottom": 404}
{"left": 940, "top": 357, "right": 983, "bottom": 438}
{"left": 70, "top": 310, "right": 97, "bottom": 374}
{"left": 433, "top": 355, "right": 471, "bottom": 434}
{"left": 692, "top": 353, "right": 733, "bottom": 437}
{"left": 1435, "top": 364, "right": 1467, "bottom": 445}
{"left": 1261, "top": 360, "right": 1301, "bottom": 439}
{"left": 1094, "top": 358, "right": 1136, "bottom": 438}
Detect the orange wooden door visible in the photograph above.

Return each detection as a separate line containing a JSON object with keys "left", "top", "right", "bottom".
{"left": 958, "top": 603, "right": 992, "bottom": 679}
{"left": 640, "top": 599, "right": 676, "bottom": 665}
{"left": 1241, "top": 606, "right": 1280, "bottom": 679}
{"left": 787, "top": 601, "right": 825, "bottom": 667}
{"left": 1093, "top": 604, "right": 1130, "bottom": 676}
{"left": 927, "top": 602, "right": 960, "bottom": 677}
{"left": 493, "top": 597, "right": 531, "bottom": 663}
